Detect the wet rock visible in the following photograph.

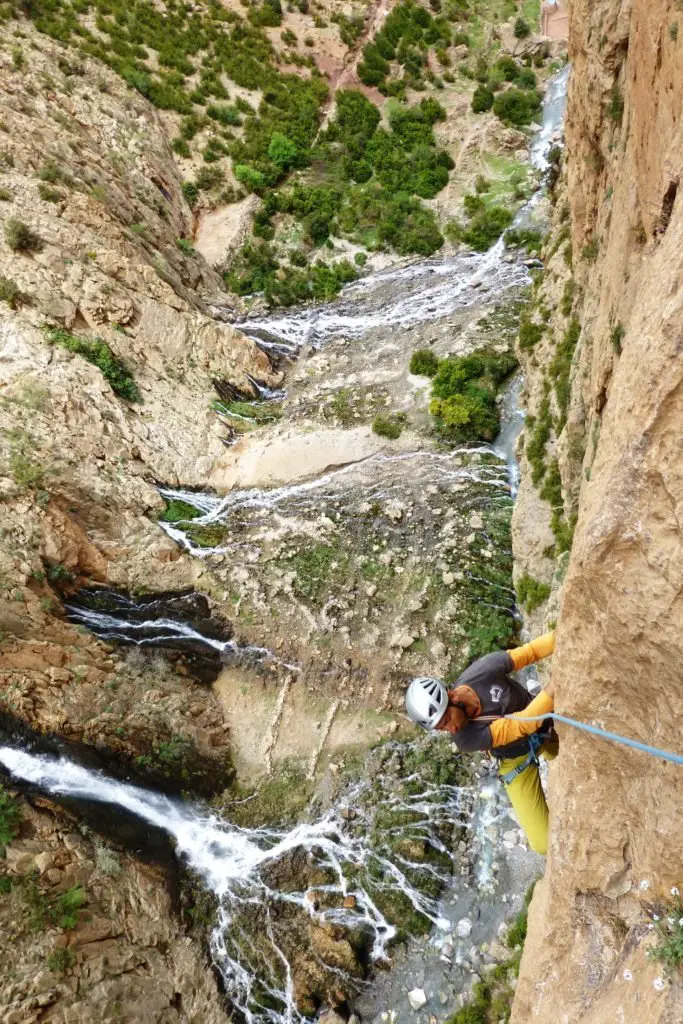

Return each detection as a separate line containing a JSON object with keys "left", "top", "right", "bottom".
{"left": 456, "top": 918, "right": 472, "bottom": 938}
{"left": 319, "top": 1011, "right": 347, "bottom": 1024}
{"left": 408, "top": 988, "right": 427, "bottom": 1011}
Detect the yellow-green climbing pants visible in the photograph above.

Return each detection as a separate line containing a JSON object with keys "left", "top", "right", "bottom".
{"left": 498, "top": 740, "right": 558, "bottom": 856}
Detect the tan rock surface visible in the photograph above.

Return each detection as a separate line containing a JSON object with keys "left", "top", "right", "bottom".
{"left": 512, "top": 0, "right": 683, "bottom": 1019}
{"left": 0, "top": 796, "right": 229, "bottom": 1023}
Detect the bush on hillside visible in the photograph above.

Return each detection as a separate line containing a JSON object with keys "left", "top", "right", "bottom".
{"left": 429, "top": 350, "right": 517, "bottom": 442}
{"left": 493, "top": 87, "right": 542, "bottom": 126}
{"left": 409, "top": 349, "right": 439, "bottom": 377}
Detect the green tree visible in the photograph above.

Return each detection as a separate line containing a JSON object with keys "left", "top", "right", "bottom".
{"left": 267, "top": 132, "right": 298, "bottom": 170}
{"left": 514, "top": 17, "right": 531, "bottom": 39}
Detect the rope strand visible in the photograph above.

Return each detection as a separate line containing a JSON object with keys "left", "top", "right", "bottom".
{"left": 505, "top": 712, "right": 683, "bottom": 766}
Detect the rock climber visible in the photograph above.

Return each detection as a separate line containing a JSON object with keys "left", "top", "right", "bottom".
{"left": 404, "top": 632, "right": 557, "bottom": 855}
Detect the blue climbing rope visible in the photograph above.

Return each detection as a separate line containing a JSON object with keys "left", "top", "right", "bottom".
{"left": 506, "top": 712, "right": 683, "bottom": 766}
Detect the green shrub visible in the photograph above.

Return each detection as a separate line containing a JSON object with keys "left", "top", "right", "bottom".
{"left": 560, "top": 278, "right": 575, "bottom": 316}
{"left": 172, "top": 137, "right": 191, "bottom": 157}
{"left": 38, "top": 162, "right": 62, "bottom": 183}
{"left": 196, "top": 165, "right": 226, "bottom": 191}
{"left": 518, "top": 318, "right": 543, "bottom": 350}
{"left": 409, "top": 349, "right": 439, "bottom": 377}
{"left": 516, "top": 574, "right": 551, "bottom": 613}
{"left": 181, "top": 181, "right": 199, "bottom": 207}
{"left": 514, "top": 17, "right": 531, "bottom": 39}
{"left": 472, "top": 85, "right": 494, "bottom": 113}
{"left": 611, "top": 322, "right": 625, "bottom": 353}
{"left": 47, "top": 947, "right": 75, "bottom": 973}
{"left": 249, "top": 0, "right": 282, "bottom": 27}
{"left": 429, "top": 349, "right": 517, "bottom": 442}
{"left": 461, "top": 205, "right": 513, "bottom": 251}
{"left": 4, "top": 217, "right": 42, "bottom": 252}
{"left": 267, "top": 132, "right": 298, "bottom": 170}
{"left": 525, "top": 392, "right": 552, "bottom": 485}
{"left": 549, "top": 316, "right": 580, "bottom": 424}
{"left": 44, "top": 328, "right": 141, "bottom": 402}
{"left": 176, "top": 237, "right": 195, "bottom": 256}
{"left": 206, "top": 103, "right": 241, "bottom": 126}
{"left": 38, "top": 182, "right": 62, "bottom": 202}
{"left": 0, "top": 785, "right": 21, "bottom": 849}
{"left": 0, "top": 276, "right": 23, "bottom": 309}
{"left": 234, "top": 164, "right": 266, "bottom": 193}
{"left": 504, "top": 227, "right": 543, "bottom": 253}
{"left": 0, "top": 187, "right": 11, "bottom": 201}
{"left": 372, "top": 414, "right": 404, "bottom": 439}
{"left": 581, "top": 236, "right": 599, "bottom": 260}
{"left": 354, "top": 251, "right": 367, "bottom": 266}
{"left": 608, "top": 82, "right": 624, "bottom": 123}
{"left": 493, "top": 87, "right": 541, "bottom": 126}
{"left": 496, "top": 56, "right": 518, "bottom": 82}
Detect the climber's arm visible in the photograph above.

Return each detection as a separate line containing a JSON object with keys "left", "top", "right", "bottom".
{"left": 489, "top": 690, "right": 554, "bottom": 748}
{"left": 506, "top": 631, "right": 555, "bottom": 671}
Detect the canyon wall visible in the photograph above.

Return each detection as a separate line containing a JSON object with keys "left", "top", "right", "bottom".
{"left": 512, "top": 0, "right": 683, "bottom": 1019}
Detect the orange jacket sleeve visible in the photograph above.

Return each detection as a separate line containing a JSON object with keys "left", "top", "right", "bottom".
{"left": 490, "top": 690, "right": 554, "bottom": 748}
{"left": 506, "top": 631, "right": 555, "bottom": 671}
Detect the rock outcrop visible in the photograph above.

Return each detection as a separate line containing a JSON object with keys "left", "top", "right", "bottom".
{"left": 512, "top": 0, "right": 683, "bottom": 1019}
{"left": 0, "top": 793, "right": 229, "bottom": 1023}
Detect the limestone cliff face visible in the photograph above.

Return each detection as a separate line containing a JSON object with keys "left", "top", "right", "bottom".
{"left": 0, "top": 27, "right": 278, "bottom": 790}
{"left": 0, "top": 26, "right": 276, "bottom": 584}
{"left": 512, "top": 0, "right": 683, "bottom": 1020}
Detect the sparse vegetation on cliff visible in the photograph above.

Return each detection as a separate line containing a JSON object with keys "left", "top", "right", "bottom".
{"left": 44, "top": 328, "right": 141, "bottom": 402}
{"left": 516, "top": 573, "right": 551, "bottom": 613}
{"left": 649, "top": 892, "right": 683, "bottom": 976}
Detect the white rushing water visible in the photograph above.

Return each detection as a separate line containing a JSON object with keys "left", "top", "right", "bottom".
{"left": 0, "top": 742, "right": 471, "bottom": 1023}
{"left": 158, "top": 448, "right": 510, "bottom": 555}
{"left": 64, "top": 602, "right": 299, "bottom": 671}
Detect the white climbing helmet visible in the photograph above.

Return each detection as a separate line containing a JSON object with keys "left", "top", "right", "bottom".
{"left": 405, "top": 677, "right": 448, "bottom": 731}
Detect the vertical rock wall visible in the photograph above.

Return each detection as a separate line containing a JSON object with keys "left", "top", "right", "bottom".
{"left": 512, "top": 0, "right": 683, "bottom": 1020}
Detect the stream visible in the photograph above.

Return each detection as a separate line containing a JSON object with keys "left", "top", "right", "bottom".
{"left": 0, "top": 66, "right": 568, "bottom": 1024}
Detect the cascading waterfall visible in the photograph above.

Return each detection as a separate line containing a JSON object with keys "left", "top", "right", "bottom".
{"left": 158, "top": 448, "right": 510, "bottom": 556}
{"left": 64, "top": 602, "right": 297, "bottom": 672}
{"left": 0, "top": 741, "right": 473, "bottom": 1024}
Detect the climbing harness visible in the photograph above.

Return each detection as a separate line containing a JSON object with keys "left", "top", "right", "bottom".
{"left": 499, "top": 731, "right": 544, "bottom": 786}
{"left": 505, "top": 712, "right": 683, "bottom": 767}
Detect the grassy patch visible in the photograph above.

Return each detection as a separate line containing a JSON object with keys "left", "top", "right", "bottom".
{"left": 44, "top": 328, "right": 140, "bottom": 402}
{"left": 649, "top": 894, "right": 683, "bottom": 976}
{"left": 372, "top": 413, "right": 404, "bottom": 439}
{"left": 222, "top": 760, "right": 312, "bottom": 827}
{"left": 285, "top": 541, "right": 349, "bottom": 606}
{"left": 22, "top": 880, "right": 87, "bottom": 931}
{"left": 159, "top": 498, "right": 204, "bottom": 523}
{"left": 184, "top": 522, "right": 229, "bottom": 548}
